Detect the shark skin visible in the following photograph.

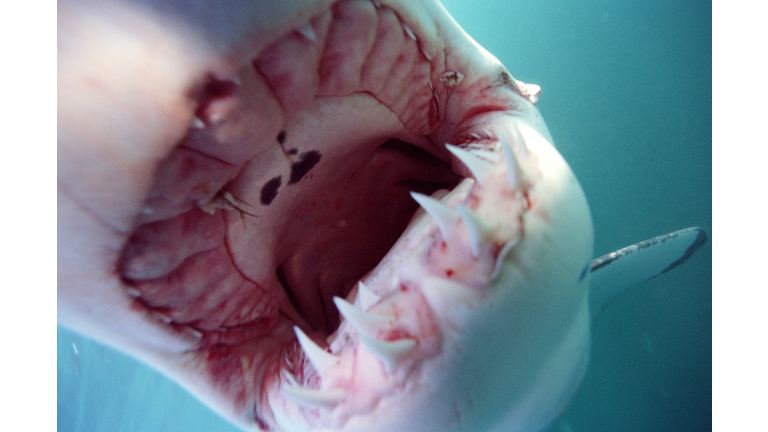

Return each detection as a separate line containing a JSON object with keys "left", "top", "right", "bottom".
{"left": 57, "top": 0, "right": 710, "bottom": 431}
{"left": 58, "top": 225, "right": 706, "bottom": 431}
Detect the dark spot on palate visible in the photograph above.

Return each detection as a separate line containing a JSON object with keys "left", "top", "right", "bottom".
{"left": 276, "top": 130, "right": 287, "bottom": 144}
{"left": 260, "top": 176, "right": 281, "bottom": 205}
{"left": 287, "top": 149, "right": 298, "bottom": 155}
{"left": 288, "top": 151, "right": 322, "bottom": 185}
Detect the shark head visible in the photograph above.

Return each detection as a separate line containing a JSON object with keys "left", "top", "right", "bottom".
{"left": 57, "top": 1, "right": 705, "bottom": 431}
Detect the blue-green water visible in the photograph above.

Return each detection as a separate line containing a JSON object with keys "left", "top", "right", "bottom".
{"left": 57, "top": 1, "right": 712, "bottom": 431}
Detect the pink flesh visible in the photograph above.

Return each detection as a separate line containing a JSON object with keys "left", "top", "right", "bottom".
{"left": 58, "top": 0, "right": 538, "bottom": 429}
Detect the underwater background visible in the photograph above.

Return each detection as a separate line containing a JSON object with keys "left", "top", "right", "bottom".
{"left": 57, "top": 0, "right": 712, "bottom": 431}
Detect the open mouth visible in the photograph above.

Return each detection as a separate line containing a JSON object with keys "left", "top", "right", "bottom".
{"left": 58, "top": 0, "right": 592, "bottom": 431}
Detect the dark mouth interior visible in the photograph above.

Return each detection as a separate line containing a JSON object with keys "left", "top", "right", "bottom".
{"left": 112, "top": 0, "right": 476, "bottom": 381}
{"left": 118, "top": 128, "right": 460, "bottom": 346}
{"left": 58, "top": 0, "right": 543, "bottom": 428}
{"left": 273, "top": 138, "right": 460, "bottom": 334}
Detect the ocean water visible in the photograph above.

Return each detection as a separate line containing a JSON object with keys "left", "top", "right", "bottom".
{"left": 57, "top": 1, "right": 712, "bottom": 431}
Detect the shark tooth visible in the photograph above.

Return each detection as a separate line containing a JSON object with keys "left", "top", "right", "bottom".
{"left": 357, "top": 281, "right": 381, "bottom": 310}
{"left": 333, "top": 296, "right": 390, "bottom": 336}
{"left": 282, "top": 371, "right": 299, "bottom": 387}
{"left": 296, "top": 23, "right": 316, "bottom": 42}
{"left": 499, "top": 133, "right": 521, "bottom": 189}
{"left": 456, "top": 205, "right": 498, "bottom": 257}
{"left": 294, "top": 327, "right": 338, "bottom": 375}
{"left": 420, "top": 46, "right": 432, "bottom": 61}
{"left": 183, "top": 326, "right": 203, "bottom": 340}
{"left": 446, "top": 144, "right": 494, "bottom": 185}
{"left": 358, "top": 334, "right": 417, "bottom": 372}
{"left": 192, "top": 117, "right": 205, "bottom": 129}
{"left": 402, "top": 23, "right": 416, "bottom": 41}
{"left": 410, "top": 192, "right": 459, "bottom": 240}
{"left": 491, "top": 237, "right": 521, "bottom": 280}
{"left": 517, "top": 122, "right": 551, "bottom": 154}
{"left": 507, "top": 123, "right": 530, "bottom": 156}
{"left": 154, "top": 312, "right": 172, "bottom": 323}
{"left": 280, "top": 385, "right": 346, "bottom": 409}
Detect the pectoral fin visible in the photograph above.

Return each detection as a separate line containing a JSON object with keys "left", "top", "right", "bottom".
{"left": 589, "top": 227, "right": 707, "bottom": 319}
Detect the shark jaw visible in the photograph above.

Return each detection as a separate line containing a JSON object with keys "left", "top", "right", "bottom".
{"left": 58, "top": 0, "right": 593, "bottom": 431}
{"left": 266, "top": 119, "right": 593, "bottom": 432}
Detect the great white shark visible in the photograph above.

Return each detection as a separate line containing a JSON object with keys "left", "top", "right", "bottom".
{"left": 57, "top": 0, "right": 708, "bottom": 431}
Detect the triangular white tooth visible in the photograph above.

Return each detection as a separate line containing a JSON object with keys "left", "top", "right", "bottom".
{"left": 282, "top": 371, "right": 299, "bottom": 387}
{"left": 402, "top": 24, "right": 417, "bottom": 41}
{"left": 333, "top": 297, "right": 390, "bottom": 336}
{"left": 517, "top": 123, "right": 551, "bottom": 153}
{"left": 410, "top": 192, "right": 459, "bottom": 240}
{"left": 359, "top": 334, "right": 416, "bottom": 372}
{"left": 192, "top": 117, "right": 205, "bottom": 129}
{"left": 420, "top": 46, "right": 432, "bottom": 61}
{"left": 491, "top": 237, "right": 521, "bottom": 280}
{"left": 456, "top": 205, "right": 498, "bottom": 257}
{"left": 156, "top": 312, "right": 172, "bottom": 323}
{"left": 280, "top": 385, "right": 346, "bottom": 409}
{"left": 296, "top": 23, "right": 317, "bottom": 41}
{"left": 357, "top": 281, "right": 381, "bottom": 310}
{"left": 230, "top": 75, "right": 241, "bottom": 86}
{"left": 294, "top": 327, "right": 338, "bottom": 375}
{"left": 505, "top": 124, "right": 529, "bottom": 156}
{"left": 446, "top": 144, "right": 494, "bottom": 185}
{"left": 499, "top": 134, "right": 521, "bottom": 189}
{"left": 183, "top": 326, "right": 203, "bottom": 339}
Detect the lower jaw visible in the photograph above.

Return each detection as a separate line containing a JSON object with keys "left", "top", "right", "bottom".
{"left": 257, "top": 113, "right": 590, "bottom": 432}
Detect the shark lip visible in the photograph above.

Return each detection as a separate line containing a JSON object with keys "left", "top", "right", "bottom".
{"left": 59, "top": 0, "right": 571, "bottom": 430}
